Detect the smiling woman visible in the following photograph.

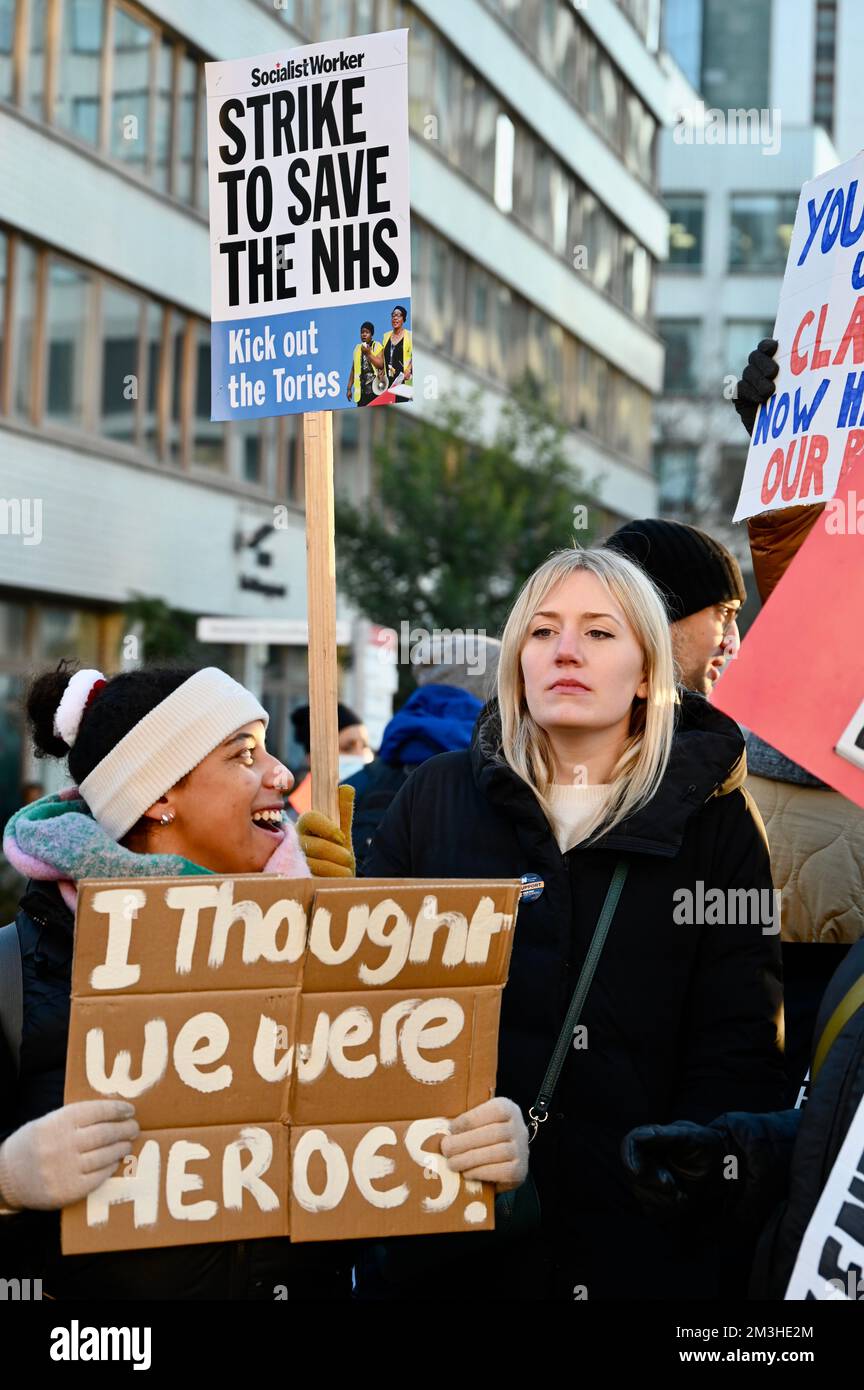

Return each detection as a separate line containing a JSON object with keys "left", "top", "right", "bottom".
{"left": 0, "top": 662, "right": 354, "bottom": 1300}
{"left": 19, "top": 664, "right": 306, "bottom": 878}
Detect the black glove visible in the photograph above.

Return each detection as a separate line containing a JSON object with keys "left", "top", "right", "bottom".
{"left": 733, "top": 338, "right": 779, "bottom": 436}
{"left": 622, "top": 1110, "right": 800, "bottom": 1229}
{"left": 621, "top": 1120, "right": 727, "bottom": 1214}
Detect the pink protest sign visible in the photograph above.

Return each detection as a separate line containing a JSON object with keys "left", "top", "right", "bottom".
{"left": 715, "top": 457, "right": 864, "bottom": 806}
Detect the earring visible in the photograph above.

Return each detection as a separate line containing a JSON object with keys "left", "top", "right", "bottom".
{"left": 159, "top": 811, "right": 175, "bottom": 825}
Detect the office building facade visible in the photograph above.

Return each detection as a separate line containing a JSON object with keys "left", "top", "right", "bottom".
{"left": 0, "top": 0, "right": 667, "bottom": 811}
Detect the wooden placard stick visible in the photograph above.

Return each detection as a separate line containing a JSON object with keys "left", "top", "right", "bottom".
{"left": 302, "top": 410, "right": 340, "bottom": 824}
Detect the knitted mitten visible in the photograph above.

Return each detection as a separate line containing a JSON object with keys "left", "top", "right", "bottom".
{"left": 297, "top": 784, "right": 356, "bottom": 877}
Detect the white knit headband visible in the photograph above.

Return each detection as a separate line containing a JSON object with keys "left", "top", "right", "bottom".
{"left": 78, "top": 668, "right": 268, "bottom": 840}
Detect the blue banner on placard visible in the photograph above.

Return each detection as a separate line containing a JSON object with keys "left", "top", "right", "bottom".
{"left": 211, "top": 298, "right": 413, "bottom": 419}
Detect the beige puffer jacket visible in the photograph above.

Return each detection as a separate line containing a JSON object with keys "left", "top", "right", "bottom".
{"left": 745, "top": 773, "right": 864, "bottom": 943}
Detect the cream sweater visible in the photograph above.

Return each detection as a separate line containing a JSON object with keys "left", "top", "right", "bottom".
{"left": 547, "top": 782, "right": 613, "bottom": 853}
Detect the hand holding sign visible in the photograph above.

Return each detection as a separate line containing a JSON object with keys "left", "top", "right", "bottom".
{"left": 734, "top": 339, "right": 780, "bottom": 437}
{"left": 297, "top": 784, "right": 356, "bottom": 876}
{"left": 0, "top": 1100, "right": 139, "bottom": 1211}
{"left": 441, "top": 1098, "right": 530, "bottom": 1191}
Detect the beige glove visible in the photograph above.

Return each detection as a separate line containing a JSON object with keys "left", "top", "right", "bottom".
{"left": 440, "top": 1097, "right": 530, "bottom": 1192}
{"left": 0, "top": 1100, "right": 139, "bottom": 1211}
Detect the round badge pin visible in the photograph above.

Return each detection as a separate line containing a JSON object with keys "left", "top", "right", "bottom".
{"left": 519, "top": 873, "right": 545, "bottom": 902}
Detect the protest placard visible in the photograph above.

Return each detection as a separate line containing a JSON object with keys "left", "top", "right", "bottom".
{"left": 785, "top": 1086, "right": 864, "bottom": 1300}
{"left": 206, "top": 28, "right": 413, "bottom": 820}
{"left": 713, "top": 451, "right": 864, "bottom": 807}
{"left": 61, "top": 874, "right": 520, "bottom": 1254}
{"left": 205, "top": 28, "right": 412, "bottom": 421}
{"left": 734, "top": 152, "right": 864, "bottom": 522}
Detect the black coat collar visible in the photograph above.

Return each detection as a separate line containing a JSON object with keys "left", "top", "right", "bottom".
{"left": 18, "top": 880, "right": 74, "bottom": 935}
{"left": 471, "top": 690, "right": 745, "bottom": 859}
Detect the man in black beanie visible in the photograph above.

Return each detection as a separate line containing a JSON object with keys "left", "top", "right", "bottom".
{"left": 605, "top": 519, "right": 746, "bottom": 695}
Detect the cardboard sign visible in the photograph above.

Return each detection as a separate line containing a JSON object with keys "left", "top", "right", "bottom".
{"left": 785, "top": 1087, "right": 864, "bottom": 1300}
{"left": 61, "top": 876, "right": 519, "bottom": 1254}
{"left": 734, "top": 152, "right": 864, "bottom": 521}
{"left": 713, "top": 451, "right": 864, "bottom": 807}
{"left": 205, "top": 29, "right": 412, "bottom": 420}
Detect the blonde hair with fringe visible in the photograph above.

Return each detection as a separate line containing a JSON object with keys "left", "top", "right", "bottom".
{"left": 496, "top": 547, "right": 679, "bottom": 843}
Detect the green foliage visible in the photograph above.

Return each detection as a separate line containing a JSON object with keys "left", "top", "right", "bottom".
{"left": 123, "top": 595, "right": 199, "bottom": 663}
{"left": 335, "top": 383, "right": 597, "bottom": 640}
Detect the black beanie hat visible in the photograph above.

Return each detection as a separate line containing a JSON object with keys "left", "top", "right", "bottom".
{"left": 290, "top": 702, "right": 363, "bottom": 754}
{"left": 604, "top": 519, "right": 746, "bottom": 622}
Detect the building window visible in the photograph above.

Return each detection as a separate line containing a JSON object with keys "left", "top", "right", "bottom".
{"left": 0, "top": 228, "right": 6, "bottom": 406}
{"left": 44, "top": 260, "right": 94, "bottom": 427}
{"left": 716, "top": 445, "right": 749, "bottom": 516}
{"left": 729, "top": 194, "right": 797, "bottom": 272}
{"left": 100, "top": 282, "right": 142, "bottom": 443}
{"left": 174, "top": 49, "right": 199, "bottom": 201}
{"left": 0, "top": 227, "right": 288, "bottom": 488}
{"left": 662, "top": 0, "right": 702, "bottom": 89}
{"left": 138, "top": 300, "right": 163, "bottom": 456}
{"left": 4, "top": 0, "right": 207, "bottom": 210}
{"left": 231, "top": 417, "right": 272, "bottom": 487}
{"left": 12, "top": 239, "right": 38, "bottom": 418}
{"left": 813, "top": 1, "right": 836, "bottom": 137}
{"left": 700, "top": 0, "right": 771, "bottom": 110}
{"left": 659, "top": 319, "right": 701, "bottom": 393}
{"left": 493, "top": 113, "right": 514, "bottom": 214}
{"left": 191, "top": 319, "right": 224, "bottom": 470}
{"left": 481, "top": 0, "right": 657, "bottom": 185}
{"left": 55, "top": 0, "right": 104, "bottom": 145}
{"left": 151, "top": 36, "right": 174, "bottom": 192}
{"left": 26, "top": 0, "right": 47, "bottom": 119}
{"left": 587, "top": 50, "right": 622, "bottom": 150}
{"left": 38, "top": 605, "right": 103, "bottom": 664}
{"left": 165, "top": 309, "right": 187, "bottom": 464}
{"left": 273, "top": 0, "right": 315, "bottom": 36}
{"left": 110, "top": 5, "right": 152, "bottom": 170}
{"left": 0, "top": 0, "right": 15, "bottom": 101}
{"left": 723, "top": 319, "right": 775, "bottom": 378}
{"left": 622, "top": 236, "right": 652, "bottom": 319}
{"left": 654, "top": 444, "right": 697, "bottom": 514}
{"left": 399, "top": 4, "right": 655, "bottom": 321}
{"left": 666, "top": 194, "right": 704, "bottom": 269}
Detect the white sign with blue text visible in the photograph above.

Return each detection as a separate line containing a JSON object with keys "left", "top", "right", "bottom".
{"left": 734, "top": 152, "right": 864, "bottom": 522}
{"left": 205, "top": 29, "right": 412, "bottom": 420}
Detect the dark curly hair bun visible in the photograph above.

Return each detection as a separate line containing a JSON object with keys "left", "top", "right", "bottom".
{"left": 26, "top": 659, "right": 77, "bottom": 759}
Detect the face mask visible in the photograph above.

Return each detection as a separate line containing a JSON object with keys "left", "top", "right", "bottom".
{"left": 338, "top": 754, "right": 368, "bottom": 781}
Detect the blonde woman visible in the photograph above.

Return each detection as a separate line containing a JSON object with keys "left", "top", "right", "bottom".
{"left": 359, "top": 547, "right": 785, "bottom": 1300}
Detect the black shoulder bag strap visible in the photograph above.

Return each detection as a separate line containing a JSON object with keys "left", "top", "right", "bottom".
{"left": 0, "top": 922, "right": 23, "bottom": 1078}
{"left": 527, "top": 858, "right": 629, "bottom": 1142}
